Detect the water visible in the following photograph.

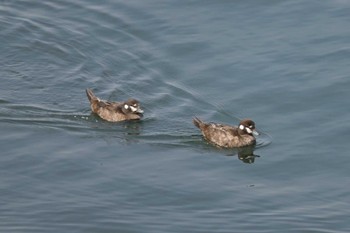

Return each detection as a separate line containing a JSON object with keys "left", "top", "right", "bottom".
{"left": 1, "top": 0, "right": 350, "bottom": 232}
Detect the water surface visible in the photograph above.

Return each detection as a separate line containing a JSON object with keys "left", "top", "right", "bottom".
{"left": 1, "top": 0, "right": 350, "bottom": 232}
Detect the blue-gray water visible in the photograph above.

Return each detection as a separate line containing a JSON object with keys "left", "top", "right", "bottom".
{"left": 1, "top": 0, "right": 350, "bottom": 232}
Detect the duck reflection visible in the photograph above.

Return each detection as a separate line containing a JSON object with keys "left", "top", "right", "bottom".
{"left": 224, "top": 145, "right": 260, "bottom": 164}
{"left": 86, "top": 113, "right": 143, "bottom": 145}
{"left": 237, "top": 145, "right": 260, "bottom": 164}
{"left": 122, "top": 120, "right": 142, "bottom": 136}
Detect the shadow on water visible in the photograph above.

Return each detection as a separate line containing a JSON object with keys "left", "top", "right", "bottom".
{"left": 184, "top": 135, "right": 270, "bottom": 164}
{"left": 84, "top": 113, "right": 271, "bottom": 164}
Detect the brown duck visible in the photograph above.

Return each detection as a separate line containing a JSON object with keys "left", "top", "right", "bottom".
{"left": 86, "top": 88, "right": 144, "bottom": 122}
{"left": 193, "top": 117, "right": 259, "bottom": 148}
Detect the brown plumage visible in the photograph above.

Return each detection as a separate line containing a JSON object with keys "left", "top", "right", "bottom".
{"left": 86, "top": 88, "right": 143, "bottom": 122}
{"left": 193, "top": 117, "right": 259, "bottom": 148}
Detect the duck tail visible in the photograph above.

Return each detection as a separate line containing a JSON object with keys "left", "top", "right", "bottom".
{"left": 86, "top": 88, "right": 97, "bottom": 102}
{"left": 193, "top": 117, "right": 203, "bottom": 129}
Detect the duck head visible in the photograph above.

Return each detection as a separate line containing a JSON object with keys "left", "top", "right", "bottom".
{"left": 238, "top": 119, "right": 259, "bottom": 136}
{"left": 122, "top": 99, "right": 144, "bottom": 115}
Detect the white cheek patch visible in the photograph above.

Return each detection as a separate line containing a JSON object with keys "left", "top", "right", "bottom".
{"left": 130, "top": 106, "right": 137, "bottom": 112}
{"left": 246, "top": 127, "right": 253, "bottom": 134}
{"left": 124, "top": 104, "right": 129, "bottom": 109}
{"left": 239, "top": 125, "right": 245, "bottom": 130}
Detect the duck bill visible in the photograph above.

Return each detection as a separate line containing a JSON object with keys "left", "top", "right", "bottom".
{"left": 252, "top": 130, "right": 260, "bottom": 136}
{"left": 136, "top": 108, "right": 144, "bottom": 114}
{"left": 130, "top": 105, "right": 144, "bottom": 114}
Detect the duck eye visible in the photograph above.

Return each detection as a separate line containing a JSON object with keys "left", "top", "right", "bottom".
{"left": 249, "top": 125, "right": 253, "bottom": 129}
{"left": 133, "top": 104, "right": 137, "bottom": 107}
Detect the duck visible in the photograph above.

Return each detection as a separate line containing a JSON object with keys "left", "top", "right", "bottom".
{"left": 86, "top": 88, "right": 144, "bottom": 122}
{"left": 193, "top": 117, "right": 259, "bottom": 148}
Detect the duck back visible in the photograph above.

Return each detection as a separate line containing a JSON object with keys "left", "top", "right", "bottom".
{"left": 86, "top": 88, "right": 143, "bottom": 122}
{"left": 193, "top": 117, "right": 256, "bottom": 148}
